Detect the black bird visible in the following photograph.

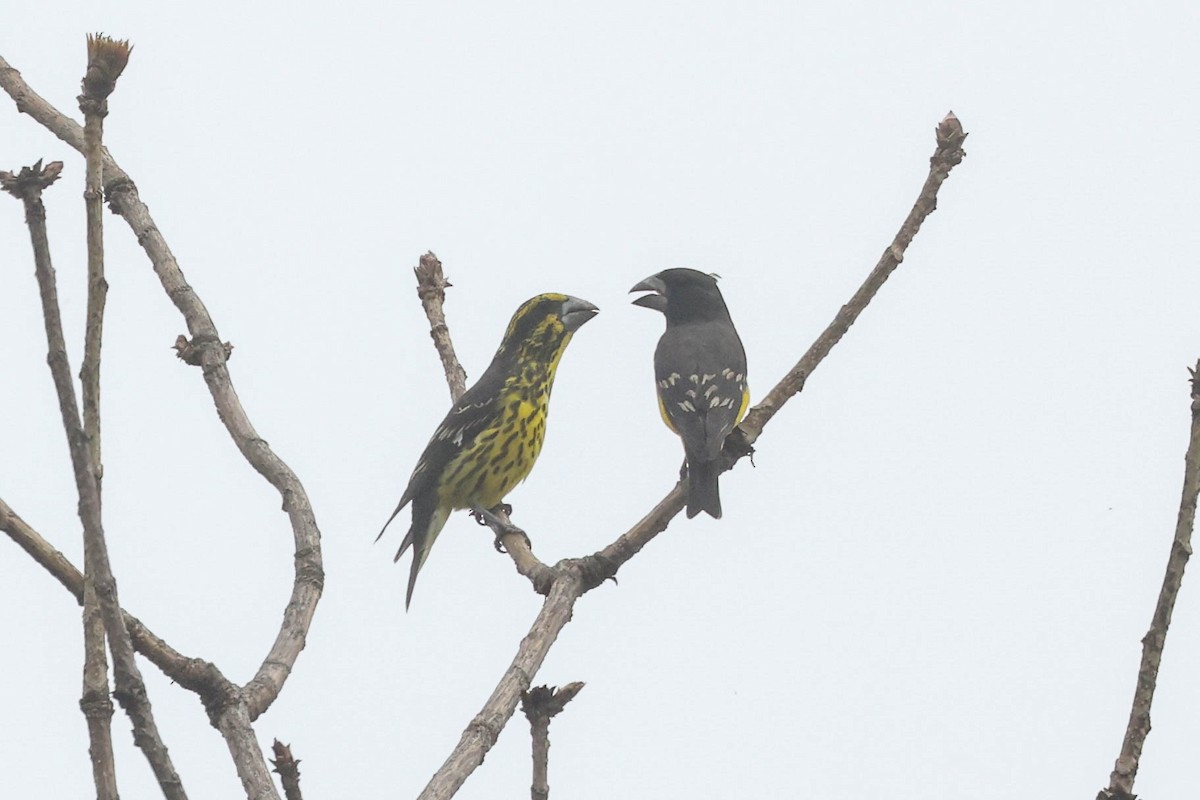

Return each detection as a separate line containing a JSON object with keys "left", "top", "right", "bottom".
{"left": 631, "top": 268, "right": 748, "bottom": 518}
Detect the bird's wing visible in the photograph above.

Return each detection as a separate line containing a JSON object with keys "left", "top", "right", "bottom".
{"left": 654, "top": 320, "right": 747, "bottom": 461}
{"left": 377, "top": 381, "right": 502, "bottom": 539}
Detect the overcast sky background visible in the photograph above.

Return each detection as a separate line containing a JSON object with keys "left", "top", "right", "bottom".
{"left": 3, "top": 2, "right": 1200, "bottom": 798}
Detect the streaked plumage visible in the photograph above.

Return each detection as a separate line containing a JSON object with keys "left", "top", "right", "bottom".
{"left": 631, "top": 268, "right": 748, "bottom": 518}
{"left": 379, "top": 293, "right": 598, "bottom": 607}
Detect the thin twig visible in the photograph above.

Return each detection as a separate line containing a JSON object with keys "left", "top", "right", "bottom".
{"left": 77, "top": 35, "right": 128, "bottom": 800}
{"left": 521, "top": 683, "right": 584, "bottom": 800}
{"left": 1099, "top": 360, "right": 1200, "bottom": 800}
{"left": 735, "top": 111, "right": 968, "bottom": 447}
{"left": 0, "top": 496, "right": 82, "bottom": 596}
{"left": 79, "top": 32, "right": 125, "bottom": 490}
{"left": 414, "top": 252, "right": 468, "bottom": 401}
{"left": 417, "top": 113, "right": 967, "bottom": 798}
{"left": 2, "top": 156, "right": 187, "bottom": 799}
{"left": 0, "top": 45, "right": 323, "bottom": 724}
{"left": 0, "top": 495, "right": 231, "bottom": 693}
{"left": 418, "top": 574, "right": 583, "bottom": 800}
{"left": 270, "top": 741, "right": 304, "bottom": 800}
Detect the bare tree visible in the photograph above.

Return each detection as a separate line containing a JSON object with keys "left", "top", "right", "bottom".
{"left": 10, "top": 32, "right": 1186, "bottom": 800}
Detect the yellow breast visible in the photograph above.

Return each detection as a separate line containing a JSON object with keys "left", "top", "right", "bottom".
{"left": 439, "top": 395, "right": 548, "bottom": 510}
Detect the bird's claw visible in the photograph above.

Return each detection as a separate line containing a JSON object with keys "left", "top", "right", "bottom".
{"left": 493, "top": 521, "right": 531, "bottom": 553}
{"left": 493, "top": 527, "right": 532, "bottom": 553}
{"left": 470, "top": 505, "right": 530, "bottom": 553}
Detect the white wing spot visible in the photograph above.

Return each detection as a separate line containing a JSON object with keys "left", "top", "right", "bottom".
{"left": 677, "top": 400, "right": 696, "bottom": 412}
{"left": 703, "top": 384, "right": 719, "bottom": 398}
{"left": 436, "top": 425, "right": 466, "bottom": 446}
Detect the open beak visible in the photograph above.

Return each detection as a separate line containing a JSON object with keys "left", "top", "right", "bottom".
{"left": 629, "top": 275, "right": 668, "bottom": 312}
{"left": 560, "top": 296, "right": 599, "bottom": 332}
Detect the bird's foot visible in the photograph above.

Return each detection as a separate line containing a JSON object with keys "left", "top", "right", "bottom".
{"left": 470, "top": 504, "right": 530, "bottom": 553}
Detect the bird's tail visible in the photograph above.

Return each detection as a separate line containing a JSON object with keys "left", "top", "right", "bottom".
{"left": 685, "top": 458, "right": 722, "bottom": 519}
{"left": 396, "top": 502, "right": 450, "bottom": 610}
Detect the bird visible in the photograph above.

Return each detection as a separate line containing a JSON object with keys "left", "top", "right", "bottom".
{"left": 630, "top": 268, "right": 748, "bottom": 519}
{"left": 378, "top": 293, "right": 599, "bottom": 608}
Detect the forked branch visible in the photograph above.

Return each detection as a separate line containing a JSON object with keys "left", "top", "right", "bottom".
{"left": 0, "top": 46, "right": 323, "bottom": 725}
{"left": 522, "top": 683, "right": 585, "bottom": 800}
{"left": 413, "top": 112, "right": 967, "bottom": 798}
{"left": 1, "top": 45, "right": 325, "bottom": 800}
{"left": 2, "top": 153, "right": 185, "bottom": 799}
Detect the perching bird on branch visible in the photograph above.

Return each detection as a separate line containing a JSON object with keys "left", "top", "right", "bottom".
{"left": 378, "top": 293, "right": 599, "bottom": 608}
{"left": 631, "top": 268, "right": 748, "bottom": 519}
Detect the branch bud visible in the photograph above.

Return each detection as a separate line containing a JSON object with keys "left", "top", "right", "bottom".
{"left": 82, "top": 34, "right": 133, "bottom": 101}
{"left": 936, "top": 111, "right": 967, "bottom": 149}
{"left": 0, "top": 160, "right": 65, "bottom": 198}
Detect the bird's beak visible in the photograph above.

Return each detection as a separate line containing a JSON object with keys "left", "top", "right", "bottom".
{"left": 629, "top": 275, "right": 668, "bottom": 312}
{"left": 560, "top": 296, "right": 599, "bottom": 332}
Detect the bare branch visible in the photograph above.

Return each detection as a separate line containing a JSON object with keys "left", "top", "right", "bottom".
{"left": 113, "top": 199, "right": 321, "bottom": 728}
{"left": 497, "top": 533, "right": 557, "bottom": 594}
{"left": 0, "top": 49, "right": 324, "bottom": 725}
{"left": 0, "top": 496, "right": 81, "bottom": 597}
{"left": 76, "top": 35, "right": 132, "bottom": 799}
{"left": 567, "top": 111, "right": 971, "bottom": 590}
{"left": 78, "top": 33, "right": 129, "bottom": 489}
{"left": 270, "top": 741, "right": 304, "bottom": 800}
{"left": 0, "top": 495, "right": 232, "bottom": 691}
{"left": 2, "top": 48, "right": 323, "bottom": 798}
{"left": 522, "top": 683, "right": 584, "bottom": 800}
{"left": 419, "top": 574, "right": 584, "bottom": 800}
{"left": 212, "top": 700, "right": 282, "bottom": 800}
{"left": 414, "top": 252, "right": 468, "bottom": 401}
{"left": 2, "top": 155, "right": 188, "bottom": 799}
{"left": 1099, "top": 360, "right": 1200, "bottom": 800}
{"left": 81, "top": 575, "right": 119, "bottom": 800}
{"left": 735, "top": 111, "right": 967, "bottom": 448}
{"left": 416, "top": 113, "right": 967, "bottom": 797}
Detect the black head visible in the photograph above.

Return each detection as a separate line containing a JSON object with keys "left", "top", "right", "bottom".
{"left": 629, "top": 268, "right": 731, "bottom": 325}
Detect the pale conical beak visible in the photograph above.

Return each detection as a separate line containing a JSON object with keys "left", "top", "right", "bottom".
{"left": 630, "top": 275, "right": 668, "bottom": 312}
{"left": 561, "top": 296, "right": 599, "bottom": 332}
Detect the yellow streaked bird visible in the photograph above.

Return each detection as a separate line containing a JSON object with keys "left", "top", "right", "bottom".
{"left": 631, "top": 268, "right": 748, "bottom": 519}
{"left": 379, "top": 293, "right": 599, "bottom": 608}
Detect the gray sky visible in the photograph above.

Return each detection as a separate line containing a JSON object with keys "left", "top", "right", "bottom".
{"left": 3, "top": 2, "right": 1199, "bottom": 798}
